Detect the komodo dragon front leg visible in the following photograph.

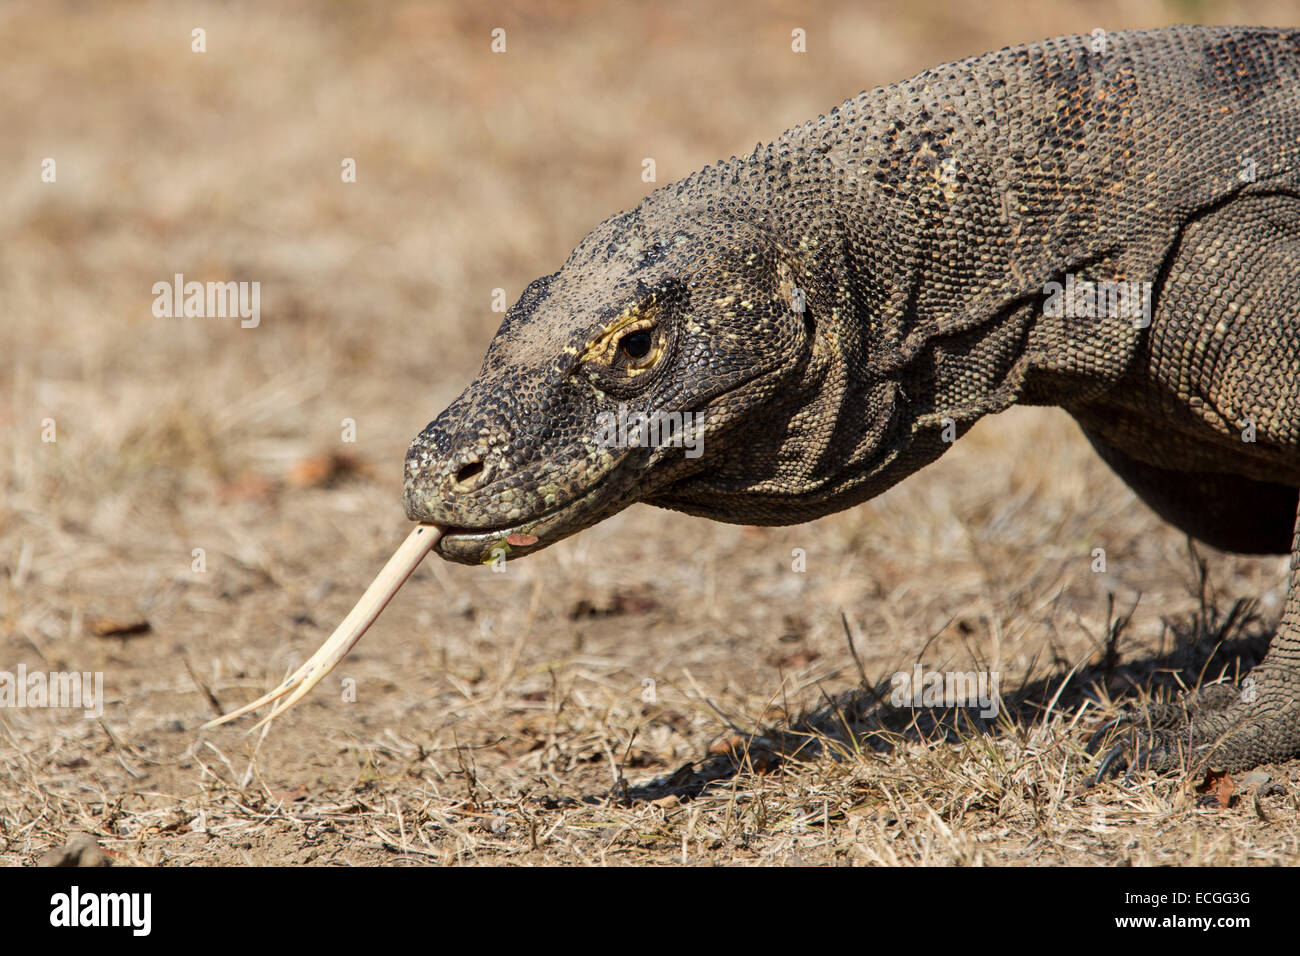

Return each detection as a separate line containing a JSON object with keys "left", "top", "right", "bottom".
{"left": 1080, "top": 192, "right": 1300, "bottom": 778}
{"left": 1089, "top": 502, "right": 1300, "bottom": 779}
{"left": 1074, "top": 444, "right": 1300, "bottom": 776}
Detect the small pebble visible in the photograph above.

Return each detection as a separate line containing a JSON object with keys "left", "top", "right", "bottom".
{"left": 38, "top": 833, "right": 111, "bottom": 868}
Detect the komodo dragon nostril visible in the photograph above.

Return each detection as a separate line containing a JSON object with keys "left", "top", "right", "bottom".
{"left": 452, "top": 459, "right": 488, "bottom": 491}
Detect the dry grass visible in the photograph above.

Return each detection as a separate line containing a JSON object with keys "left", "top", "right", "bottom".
{"left": 3, "top": 0, "right": 1300, "bottom": 866}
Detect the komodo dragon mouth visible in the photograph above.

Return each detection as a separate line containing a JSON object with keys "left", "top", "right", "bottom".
{"left": 427, "top": 448, "right": 649, "bottom": 565}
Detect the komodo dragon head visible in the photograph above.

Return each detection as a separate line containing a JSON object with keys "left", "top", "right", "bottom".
{"left": 402, "top": 165, "right": 924, "bottom": 565}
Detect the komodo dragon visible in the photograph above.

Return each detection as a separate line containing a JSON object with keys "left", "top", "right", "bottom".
{"left": 223, "top": 25, "right": 1300, "bottom": 778}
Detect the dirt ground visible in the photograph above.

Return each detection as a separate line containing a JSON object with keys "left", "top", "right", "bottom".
{"left": 4, "top": 0, "right": 1300, "bottom": 867}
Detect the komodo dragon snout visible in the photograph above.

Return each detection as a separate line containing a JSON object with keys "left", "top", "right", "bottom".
{"left": 403, "top": 207, "right": 820, "bottom": 565}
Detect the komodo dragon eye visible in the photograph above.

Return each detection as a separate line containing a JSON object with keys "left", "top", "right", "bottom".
{"left": 619, "top": 330, "right": 653, "bottom": 361}
{"left": 578, "top": 308, "right": 668, "bottom": 386}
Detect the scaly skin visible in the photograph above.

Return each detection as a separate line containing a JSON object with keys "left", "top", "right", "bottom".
{"left": 403, "top": 26, "right": 1300, "bottom": 776}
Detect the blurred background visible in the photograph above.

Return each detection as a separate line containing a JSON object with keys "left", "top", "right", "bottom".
{"left": 3, "top": 0, "right": 1298, "bottom": 865}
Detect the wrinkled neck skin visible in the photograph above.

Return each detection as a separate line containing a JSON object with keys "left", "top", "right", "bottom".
{"left": 648, "top": 152, "right": 1052, "bottom": 528}
{"left": 652, "top": 40, "right": 1196, "bottom": 527}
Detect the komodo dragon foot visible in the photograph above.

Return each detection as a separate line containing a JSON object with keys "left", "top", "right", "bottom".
{"left": 1088, "top": 496, "right": 1300, "bottom": 784}
{"left": 1087, "top": 684, "right": 1240, "bottom": 779}
{"left": 1088, "top": 674, "right": 1300, "bottom": 783}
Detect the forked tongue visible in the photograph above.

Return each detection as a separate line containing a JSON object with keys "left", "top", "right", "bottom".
{"left": 202, "top": 523, "right": 442, "bottom": 731}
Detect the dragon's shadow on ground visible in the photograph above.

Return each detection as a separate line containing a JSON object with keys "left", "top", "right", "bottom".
{"left": 571, "top": 544, "right": 1275, "bottom": 806}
